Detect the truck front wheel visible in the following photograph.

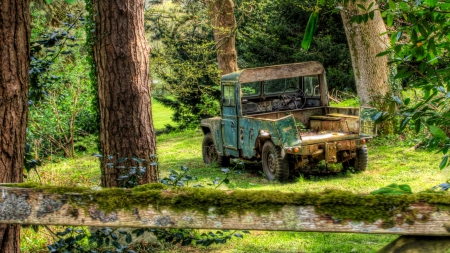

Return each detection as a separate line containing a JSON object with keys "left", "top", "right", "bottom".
{"left": 343, "top": 145, "right": 368, "bottom": 172}
{"left": 262, "top": 141, "right": 289, "bottom": 181}
{"left": 202, "top": 133, "right": 230, "bottom": 167}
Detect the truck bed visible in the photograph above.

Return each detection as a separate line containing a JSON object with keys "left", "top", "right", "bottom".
{"left": 246, "top": 106, "right": 361, "bottom": 144}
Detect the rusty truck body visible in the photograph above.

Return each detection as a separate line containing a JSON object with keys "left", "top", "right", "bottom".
{"left": 201, "top": 62, "right": 376, "bottom": 181}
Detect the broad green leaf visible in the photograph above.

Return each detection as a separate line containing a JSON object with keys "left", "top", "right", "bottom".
{"left": 65, "top": 0, "right": 76, "bottom": 3}
{"left": 357, "top": 4, "right": 366, "bottom": 11}
{"left": 387, "top": 14, "right": 394, "bottom": 27}
{"left": 440, "top": 155, "right": 449, "bottom": 170}
{"left": 301, "top": 12, "right": 319, "bottom": 50}
{"left": 46, "top": 0, "right": 52, "bottom": 3}
{"left": 388, "top": 0, "right": 396, "bottom": 9}
{"left": 400, "top": 117, "right": 411, "bottom": 130}
{"left": 410, "top": 29, "right": 417, "bottom": 43}
{"left": 369, "top": 11, "right": 375, "bottom": 20}
{"left": 415, "top": 118, "right": 421, "bottom": 133}
{"left": 404, "top": 98, "right": 410, "bottom": 105}
{"left": 429, "top": 125, "right": 447, "bottom": 139}
{"left": 418, "top": 24, "right": 428, "bottom": 39}
{"left": 363, "top": 14, "right": 369, "bottom": 23}
{"left": 390, "top": 32, "right": 397, "bottom": 45}
{"left": 373, "top": 111, "right": 383, "bottom": 121}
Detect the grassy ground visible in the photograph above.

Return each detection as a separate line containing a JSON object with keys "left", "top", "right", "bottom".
{"left": 21, "top": 102, "right": 450, "bottom": 252}
{"left": 152, "top": 99, "right": 177, "bottom": 131}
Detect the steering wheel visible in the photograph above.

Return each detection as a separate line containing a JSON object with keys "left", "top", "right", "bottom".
{"left": 284, "top": 90, "right": 306, "bottom": 110}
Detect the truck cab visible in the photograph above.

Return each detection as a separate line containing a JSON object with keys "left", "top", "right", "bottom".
{"left": 201, "top": 62, "right": 376, "bottom": 181}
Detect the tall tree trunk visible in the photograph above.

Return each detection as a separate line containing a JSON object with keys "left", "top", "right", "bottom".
{"left": 207, "top": 0, "right": 238, "bottom": 75}
{"left": 341, "top": 0, "right": 390, "bottom": 106}
{"left": 0, "top": 0, "right": 30, "bottom": 252}
{"left": 92, "top": 0, "right": 157, "bottom": 187}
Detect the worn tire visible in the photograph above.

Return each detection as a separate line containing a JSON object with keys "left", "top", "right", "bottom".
{"left": 343, "top": 145, "right": 368, "bottom": 172}
{"left": 262, "top": 141, "right": 289, "bottom": 181}
{"left": 202, "top": 133, "right": 230, "bottom": 167}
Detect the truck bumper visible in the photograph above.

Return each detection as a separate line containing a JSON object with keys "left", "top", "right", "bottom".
{"left": 284, "top": 137, "right": 371, "bottom": 167}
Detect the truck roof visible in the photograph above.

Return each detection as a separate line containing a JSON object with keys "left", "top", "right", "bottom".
{"left": 221, "top": 61, "right": 325, "bottom": 83}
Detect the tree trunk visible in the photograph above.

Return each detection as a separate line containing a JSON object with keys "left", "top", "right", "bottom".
{"left": 340, "top": 0, "right": 390, "bottom": 106}
{"left": 92, "top": 0, "right": 157, "bottom": 187}
{"left": 207, "top": 0, "right": 239, "bottom": 75}
{"left": 0, "top": 0, "right": 30, "bottom": 252}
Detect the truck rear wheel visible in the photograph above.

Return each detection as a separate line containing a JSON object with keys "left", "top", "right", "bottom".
{"left": 343, "top": 145, "right": 368, "bottom": 172}
{"left": 262, "top": 141, "right": 289, "bottom": 181}
{"left": 202, "top": 133, "right": 230, "bottom": 167}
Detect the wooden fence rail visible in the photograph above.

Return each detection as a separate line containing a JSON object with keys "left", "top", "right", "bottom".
{"left": 2, "top": 184, "right": 450, "bottom": 252}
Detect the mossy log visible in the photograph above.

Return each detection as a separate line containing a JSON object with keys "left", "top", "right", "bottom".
{"left": 1, "top": 183, "right": 450, "bottom": 236}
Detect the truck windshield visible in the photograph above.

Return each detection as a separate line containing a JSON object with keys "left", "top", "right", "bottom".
{"left": 264, "top": 77, "right": 300, "bottom": 95}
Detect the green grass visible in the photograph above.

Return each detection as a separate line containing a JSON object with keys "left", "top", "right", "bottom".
{"left": 21, "top": 100, "right": 450, "bottom": 252}
{"left": 152, "top": 98, "right": 177, "bottom": 130}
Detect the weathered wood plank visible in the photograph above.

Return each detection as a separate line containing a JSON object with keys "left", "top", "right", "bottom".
{"left": 1, "top": 185, "right": 450, "bottom": 236}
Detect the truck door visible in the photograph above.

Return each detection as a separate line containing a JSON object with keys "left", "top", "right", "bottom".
{"left": 221, "top": 83, "right": 239, "bottom": 157}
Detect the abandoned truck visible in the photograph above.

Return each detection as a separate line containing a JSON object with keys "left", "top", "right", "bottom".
{"left": 201, "top": 62, "right": 376, "bottom": 181}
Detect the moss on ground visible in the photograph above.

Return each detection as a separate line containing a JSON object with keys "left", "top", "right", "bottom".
{"left": 4, "top": 183, "right": 450, "bottom": 225}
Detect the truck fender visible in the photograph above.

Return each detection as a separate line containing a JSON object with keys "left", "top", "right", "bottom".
{"left": 255, "top": 130, "right": 272, "bottom": 154}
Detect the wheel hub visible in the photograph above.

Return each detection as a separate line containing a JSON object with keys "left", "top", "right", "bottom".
{"left": 267, "top": 153, "right": 276, "bottom": 174}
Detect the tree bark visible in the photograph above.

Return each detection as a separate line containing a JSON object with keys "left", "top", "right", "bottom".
{"left": 92, "top": 0, "right": 157, "bottom": 187}
{"left": 0, "top": 0, "right": 30, "bottom": 252}
{"left": 207, "top": 0, "right": 239, "bottom": 75}
{"left": 340, "top": 0, "right": 390, "bottom": 106}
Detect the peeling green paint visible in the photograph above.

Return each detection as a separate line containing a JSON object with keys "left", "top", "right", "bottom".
{"left": 4, "top": 183, "right": 450, "bottom": 225}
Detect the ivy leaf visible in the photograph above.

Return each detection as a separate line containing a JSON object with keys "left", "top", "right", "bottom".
{"left": 126, "top": 233, "right": 132, "bottom": 244}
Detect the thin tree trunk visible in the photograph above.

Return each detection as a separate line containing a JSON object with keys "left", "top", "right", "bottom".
{"left": 341, "top": 0, "right": 390, "bottom": 106}
{"left": 92, "top": 0, "right": 157, "bottom": 187}
{"left": 207, "top": 0, "right": 239, "bottom": 75}
{"left": 0, "top": 0, "right": 30, "bottom": 252}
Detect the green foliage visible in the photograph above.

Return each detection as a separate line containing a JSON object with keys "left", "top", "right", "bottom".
{"left": 47, "top": 226, "right": 137, "bottom": 253}
{"left": 236, "top": 0, "right": 354, "bottom": 92}
{"left": 372, "top": 0, "right": 450, "bottom": 168}
{"left": 147, "top": 1, "right": 221, "bottom": 129}
{"left": 28, "top": 2, "right": 98, "bottom": 159}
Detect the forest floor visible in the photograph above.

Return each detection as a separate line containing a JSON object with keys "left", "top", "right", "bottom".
{"left": 20, "top": 101, "right": 450, "bottom": 252}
